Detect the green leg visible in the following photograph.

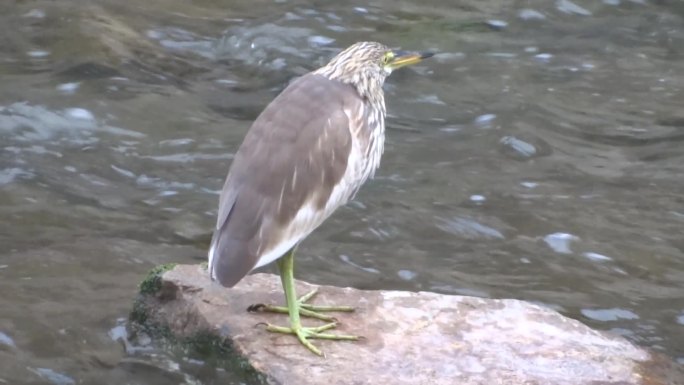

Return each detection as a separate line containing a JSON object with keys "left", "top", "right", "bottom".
{"left": 259, "top": 248, "right": 359, "bottom": 356}
{"left": 248, "top": 246, "right": 355, "bottom": 321}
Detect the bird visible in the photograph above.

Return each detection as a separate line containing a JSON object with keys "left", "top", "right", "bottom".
{"left": 208, "top": 41, "right": 433, "bottom": 356}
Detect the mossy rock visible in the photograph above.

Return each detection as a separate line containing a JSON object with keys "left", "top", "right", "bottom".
{"left": 129, "top": 296, "right": 149, "bottom": 325}
{"left": 129, "top": 264, "right": 177, "bottom": 325}
{"left": 129, "top": 263, "right": 267, "bottom": 384}
{"left": 171, "top": 332, "right": 266, "bottom": 383}
{"left": 139, "top": 263, "right": 177, "bottom": 295}
{"left": 128, "top": 308, "right": 266, "bottom": 384}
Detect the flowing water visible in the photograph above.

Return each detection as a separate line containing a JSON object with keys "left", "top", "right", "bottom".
{"left": 1, "top": 0, "right": 684, "bottom": 383}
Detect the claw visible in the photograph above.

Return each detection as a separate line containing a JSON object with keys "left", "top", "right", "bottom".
{"left": 247, "top": 303, "right": 267, "bottom": 312}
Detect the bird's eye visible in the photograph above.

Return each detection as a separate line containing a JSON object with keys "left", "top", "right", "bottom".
{"left": 382, "top": 52, "right": 393, "bottom": 65}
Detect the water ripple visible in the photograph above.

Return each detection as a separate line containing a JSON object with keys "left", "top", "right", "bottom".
{"left": 0, "top": 103, "right": 144, "bottom": 141}
{"left": 0, "top": 331, "right": 15, "bottom": 348}
{"left": 581, "top": 308, "right": 640, "bottom": 322}
{"left": 543, "top": 233, "right": 579, "bottom": 254}
{"left": 436, "top": 217, "right": 505, "bottom": 240}
{"left": 27, "top": 368, "right": 75, "bottom": 385}
{"left": 0, "top": 168, "right": 34, "bottom": 185}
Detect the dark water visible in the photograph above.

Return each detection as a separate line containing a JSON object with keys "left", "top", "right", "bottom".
{"left": 1, "top": 0, "right": 684, "bottom": 383}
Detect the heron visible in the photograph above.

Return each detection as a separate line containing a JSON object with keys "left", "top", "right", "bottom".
{"left": 208, "top": 41, "right": 433, "bottom": 356}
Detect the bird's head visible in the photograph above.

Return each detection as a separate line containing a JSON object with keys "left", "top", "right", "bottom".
{"left": 317, "top": 41, "right": 433, "bottom": 100}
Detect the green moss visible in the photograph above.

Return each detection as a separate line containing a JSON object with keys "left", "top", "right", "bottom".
{"left": 129, "top": 297, "right": 148, "bottom": 324}
{"left": 129, "top": 263, "right": 266, "bottom": 383}
{"left": 139, "top": 263, "right": 177, "bottom": 295}
{"left": 129, "top": 316, "right": 267, "bottom": 384}
{"left": 178, "top": 332, "right": 267, "bottom": 383}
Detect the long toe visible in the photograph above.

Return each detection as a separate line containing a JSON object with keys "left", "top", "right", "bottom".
{"left": 248, "top": 288, "right": 355, "bottom": 320}
{"left": 263, "top": 323, "right": 360, "bottom": 356}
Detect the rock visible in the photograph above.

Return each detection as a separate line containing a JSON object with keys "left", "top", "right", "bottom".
{"left": 130, "top": 264, "right": 684, "bottom": 385}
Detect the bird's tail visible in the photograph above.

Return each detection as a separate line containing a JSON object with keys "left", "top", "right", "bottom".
{"left": 207, "top": 234, "right": 220, "bottom": 282}
{"left": 207, "top": 223, "right": 258, "bottom": 288}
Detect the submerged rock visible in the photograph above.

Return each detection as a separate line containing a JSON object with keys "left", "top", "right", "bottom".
{"left": 130, "top": 264, "right": 683, "bottom": 385}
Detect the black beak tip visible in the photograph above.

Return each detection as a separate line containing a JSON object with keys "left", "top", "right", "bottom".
{"left": 420, "top": 52, "right": 435, "bottom": 59}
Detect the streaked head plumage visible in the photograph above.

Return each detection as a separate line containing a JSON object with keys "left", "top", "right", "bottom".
{"left": 323, "top": 41, "right": 392, "bottom": 80}
{"left": 315, "top": 41, "right": 433, "bottom": 101}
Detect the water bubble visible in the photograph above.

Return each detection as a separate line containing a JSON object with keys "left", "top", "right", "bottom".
{"left": 27, "top": 50, "right": 50, "bottom": 58}
{"left": 500, "top": 136, "right": 537, "bottom": 158}
{"left": 28, "top": 368, "right": 75, "bottom": 385}
{"left": 583, "top": 252, "right": 613, "bottom": 262}
{"left": 159, "top": 138, "right": 195, "bottom": 147}
{"left": 64, "top": 108, "right": 94, "bottom": 121}
{"left": 108, "top": 324, "right": 127, "bottom": 342}
{"left": 581, "top": 308, "right": 639, "bottom": 322}
{"left": 417, "top": 94, "right": 446, "bottom": 105}
{"left": 439, "top": 125, "right": 463, "bottom": 133}
{"left": 433, "top": 52, "right": 465, "bottom": 63}
{"left": 56, "top": 82, "right": 80, "bottom": 94}
{"left": 474, "top": 114, "right": 496, "bottom": 127}
{"left": 23, "top": 9, "right": 46, "bottom": 18}
{"left": 110, "top": 165, "right": 136, "bottom": 179}
{"left": 0, "top": 168, "right": 33, "bottom": 185}
{"left": 327, "top": 25, "right": 348, "bottom": 32}
{"left": 519, "top": 9, "right": 546, "bottom": 20}
{"left": 0, "top": 331, "right": 15, "bottom": 347}
{"left": 215, "top": 79, "right": 237, "bottom": 86}
{"left": 486, "top": 20, "right": 508, "bottom": 29}
{"left": 534, "top": 53, "right": 554, "bottom": 62}
{"left": 557, "top": 0, "right": 592, "bottom": 16}
{"left": 397, "top": 269, "right": 417, "bottom": 281}
{"left": 487, "top": 52, "right": 517, "bottom": 59}
{"left": 146, "top": 29, "right": 165, "bottom": 39}
{"left": 437, "top": 217, "right": 504, "bottom": 240}
{"left": 308, "top": 35, "right": 335, "bottom": 46}
{"left": 543, "top": 232, "right": 579, "bottom": 254}
{"left": 339, "top": 254, "right": 380, "bottom": 274}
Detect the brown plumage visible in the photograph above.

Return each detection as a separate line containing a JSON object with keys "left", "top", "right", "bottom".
{"left": 209, "top": 73, "right": 363, "bottom": 286}
{"left": 208, "top": 41, "right": 432, "bottom": 288}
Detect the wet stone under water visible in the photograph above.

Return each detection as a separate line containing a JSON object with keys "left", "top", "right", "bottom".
{"left": 1, "top": 0, "right": 684, "bottom": 383}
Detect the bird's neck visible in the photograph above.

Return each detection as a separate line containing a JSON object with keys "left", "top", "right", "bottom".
{"left": 314, "top": 66, "right": 385, "bottom": 109}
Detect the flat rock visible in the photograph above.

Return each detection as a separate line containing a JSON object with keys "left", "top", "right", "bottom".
{"left": 132, "top": 264, "right": 683, "bottom": 385}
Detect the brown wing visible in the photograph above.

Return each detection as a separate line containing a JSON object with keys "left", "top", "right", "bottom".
{"left": 209, "top": 73, "right": 364, "bottom": 287}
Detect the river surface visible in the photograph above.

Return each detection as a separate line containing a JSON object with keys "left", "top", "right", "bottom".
{"left": 1, "top": 0, "right": 683, "bottom": 383}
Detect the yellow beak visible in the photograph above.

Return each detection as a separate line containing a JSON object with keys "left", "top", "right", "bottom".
{"left": 387, "top": 51, "right": 434, "bottom": 69}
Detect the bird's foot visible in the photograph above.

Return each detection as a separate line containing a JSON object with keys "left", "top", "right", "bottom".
{"left": 248, "top": 288, "right": 354, "bottom": 322}
{"left": 263, "top": 322, "right": 359, "bottom": 356}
